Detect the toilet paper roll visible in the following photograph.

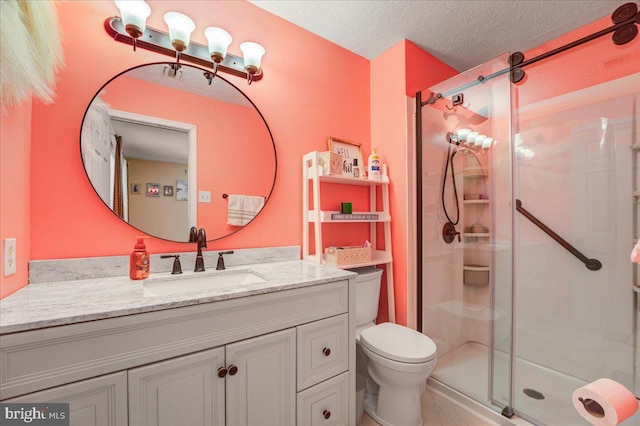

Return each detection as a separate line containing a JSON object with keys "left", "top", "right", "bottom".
{"left": 572, "top": 378, "right": 638, "bottom": 426}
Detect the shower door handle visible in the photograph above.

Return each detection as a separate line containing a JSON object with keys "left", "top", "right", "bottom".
{"left": 515, "top": 199, "right": 602, "bottom": 271}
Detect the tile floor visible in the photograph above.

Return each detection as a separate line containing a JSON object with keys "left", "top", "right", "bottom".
{"left": 361, "top": 386, "right": 498, "bottom": 426}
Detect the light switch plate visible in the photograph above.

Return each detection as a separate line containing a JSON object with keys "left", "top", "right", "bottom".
{"left": 198, "top": 190, "right": 212, "bottom": 203}
{"left": 4, "top": 238, "right": 16, "bottom": 276}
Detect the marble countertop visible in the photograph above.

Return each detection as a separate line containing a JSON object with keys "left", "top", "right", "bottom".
{"left": 0, "top": 260, "right": 356, "bottom": 335}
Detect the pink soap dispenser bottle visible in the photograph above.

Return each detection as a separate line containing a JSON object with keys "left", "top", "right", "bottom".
{"left": 130, "top": 237, "right": 150, "bottom": 280}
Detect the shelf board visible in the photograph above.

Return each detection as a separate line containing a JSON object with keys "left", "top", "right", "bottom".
{"left": 463, "top": 199, "right": 490, "bottom": 204}
{"left": 463, "top": 233, "right": 491, "bottom": 237}
{"left": 463, "top": 167, "right": 488, "bottom": 178}
{"left": 311, "top": 170, "right": 389, "bottom": 186}
{"left": 304, "top": 250, "right": 392, "bottom": 269}
{"left": 463, "top": 265, "right": 490, "bottom": 271}
{"left": 307, "top": 210, "right": 391, "bottom": 223}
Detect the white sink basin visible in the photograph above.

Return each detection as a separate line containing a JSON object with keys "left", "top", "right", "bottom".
{"left": 143, "top": 269, "right": 266, "bottom": 297}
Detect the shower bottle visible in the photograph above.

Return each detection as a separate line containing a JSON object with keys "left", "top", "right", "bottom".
{"left": 368, "top": 148, "right": 381, "bottom": 181}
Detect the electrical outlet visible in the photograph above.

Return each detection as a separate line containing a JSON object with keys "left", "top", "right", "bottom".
{"left": 4, "top": 238, "right": 16, "bottom": 276}
{"left": 198, "top": 190, "right": 212, "bottom": 203}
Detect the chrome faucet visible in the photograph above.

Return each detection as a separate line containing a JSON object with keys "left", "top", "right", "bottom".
{"left": 189, "top": 227, "right": 207, "bottom": 272}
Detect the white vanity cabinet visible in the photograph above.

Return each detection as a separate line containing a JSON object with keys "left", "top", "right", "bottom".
{"left": 128, "top": 347, "right": 226, "bottom": 426}
{"left": 225, "top": 329, "right": 296, "bottom": 426}
{"left": 6, "top": 372, "right": 128, "bottom": 426}
{"left": 128, "top": 329, "right": 296, "bottom": 426}
{"left": 0, "top": 279, "right": 355, "bottom": 426}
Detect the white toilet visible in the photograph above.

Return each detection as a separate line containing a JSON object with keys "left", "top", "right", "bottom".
{"left": 352, "top": 267, "right": 437, "bottom": 426}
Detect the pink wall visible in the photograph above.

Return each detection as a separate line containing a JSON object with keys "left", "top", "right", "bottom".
{"left": 102, "top": 75, "right": 274, "bottom": 239}
{"left": 405, "top": 41, "right": 458, "bottom": 98}
{"left": 29, "top": 1, "right": 370, "bottom": 260}
{"left": 370, "top": 40, "right": 457, "bottom": 325}
{"left": 0, "top": 100, "right": 32, "bottom": 298}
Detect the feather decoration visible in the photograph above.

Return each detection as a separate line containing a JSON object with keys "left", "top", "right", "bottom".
{"left": 0, "top": 0, "right": 64, "bottom": 111}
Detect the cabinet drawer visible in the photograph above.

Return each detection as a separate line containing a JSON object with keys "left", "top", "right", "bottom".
{"left": 296, "top": 372, "right": 349, "bottom": 426}
{"left": 296, "top": 314, "right": 348, "bottom": 391}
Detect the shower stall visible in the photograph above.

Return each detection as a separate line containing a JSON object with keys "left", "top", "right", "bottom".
{"left": 416, "top": 8, "right": 640, "bottom": 425}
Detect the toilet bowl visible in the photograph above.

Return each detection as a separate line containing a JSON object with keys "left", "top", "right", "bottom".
{"left": 350, "top": 267, "right": 438, "bottom": 426}
{"left": 359, "top": 322, "right": 437, "bottom": 426}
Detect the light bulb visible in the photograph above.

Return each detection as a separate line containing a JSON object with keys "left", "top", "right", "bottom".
{"left": 163, "top": 12, "right": 196, "bottom": 52}
{"left": 467, "top": 131, "right": 479, "bottom": 145}
{"left": 472, "top": 135, "right": 486, "bottom": 149}
{"left": 482, "top": 138, "right": 493, "bottom": 150}
{"left": 114, "top": 0, "right": 151, "bottom": 39}
{"left": 240, "top": 42, "right": 265, "bottom": 75}
{"left": 204, "top": 27, "right": 232, "bottom": 63}
{"left": 456, "top": 128, "right": 471, "bottom": 141}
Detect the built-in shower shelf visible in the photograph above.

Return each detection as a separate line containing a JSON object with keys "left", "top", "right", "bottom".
{"left": 463, "top": 200, "right": 490, "bottom": 204}
{"left": 463, "top": 172, "right": 488, "bottom": 179}
{"left": 464, "top": 233, "right": 490, "bottom": 238}
{"left": 463, "top": 265, "right": 490, "bottom": 271}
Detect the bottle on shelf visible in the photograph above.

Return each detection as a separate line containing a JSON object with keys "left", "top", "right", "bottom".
{"left": 368, "top": 148, "right": 381, "bottom": 181}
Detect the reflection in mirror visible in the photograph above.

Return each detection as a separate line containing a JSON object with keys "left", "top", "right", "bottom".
{"left": 80, "top": 62, "right": 276, "bottom": 242}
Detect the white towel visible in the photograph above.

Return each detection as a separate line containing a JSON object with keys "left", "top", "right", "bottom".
{"left": 227, "top": 195, "right": 265, "bottom": 226}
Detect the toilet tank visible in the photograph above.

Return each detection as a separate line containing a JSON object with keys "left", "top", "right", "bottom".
{"left": 349, "top": 267, "right": 383, "bottom": 327}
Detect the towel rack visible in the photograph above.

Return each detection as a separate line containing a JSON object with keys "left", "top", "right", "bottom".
{"left": 515, "top": 199, "right": 602, "bottom": 271}
{"left": 222, "top": 193, "right": 266, "bottom": 199}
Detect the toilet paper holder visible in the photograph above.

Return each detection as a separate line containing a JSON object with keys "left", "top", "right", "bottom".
{"left": 578, "top": 397, "right": 605, "bottom": 418}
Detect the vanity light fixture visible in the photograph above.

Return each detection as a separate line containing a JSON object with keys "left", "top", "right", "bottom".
{"left": 240, "top": 42, "right": 266, "bottom": 85}
{"left": 204, "top": 27, "right": 232, "bottom": 81}
{"left": 113, "top": 0, "right": 151, "bottom": 51}
{"left": 163, "top": 12, "right": 196, "bottom": 63}
{"left": 106, "top": 1, "right": 265, "bottom": 84}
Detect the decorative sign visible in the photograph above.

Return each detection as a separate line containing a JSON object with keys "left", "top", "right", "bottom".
{"left": 328, "top": 137, "right": 363, "bottom": 178}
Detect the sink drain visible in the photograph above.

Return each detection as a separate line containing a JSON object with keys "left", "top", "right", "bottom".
{"left": 523, "top": 388, "right": 545, "bottom": 400}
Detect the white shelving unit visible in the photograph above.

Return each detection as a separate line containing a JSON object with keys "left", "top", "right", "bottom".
{"left": 302, "top": 151, "right": 395, "bottom": 322}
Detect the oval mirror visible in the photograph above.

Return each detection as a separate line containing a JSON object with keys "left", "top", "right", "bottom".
{"left": 80, "top": 62, "right": 276, "bottom": 242}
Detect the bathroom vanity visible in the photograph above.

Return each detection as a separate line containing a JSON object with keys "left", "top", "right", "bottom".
{"left": 0, "top": 254, "right": 356, "bottom": 426}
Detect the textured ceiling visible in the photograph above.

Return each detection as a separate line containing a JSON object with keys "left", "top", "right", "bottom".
{"left": 249, "top": 0, "right": 621, "bottom": 71}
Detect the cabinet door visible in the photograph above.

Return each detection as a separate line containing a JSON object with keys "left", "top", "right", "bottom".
{"left": 226, "top": 328, "right": 296, "bottom": 426}
{"left": 5, "top": 371, "right": 127, "bottom": 426}
{"left": 128, "top": 347, "right": 225, "bottom": 426}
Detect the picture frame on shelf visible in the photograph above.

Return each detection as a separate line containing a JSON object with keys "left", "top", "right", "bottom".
{"left": 328, "top": 137, "right": 363, "bottom": 178}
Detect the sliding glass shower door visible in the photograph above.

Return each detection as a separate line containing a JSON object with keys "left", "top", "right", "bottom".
{"left": 510, "top": 69, "right": 640, "bottom": 425}
{"left": 418, "top": 50, "right": 639, "bottom": 425}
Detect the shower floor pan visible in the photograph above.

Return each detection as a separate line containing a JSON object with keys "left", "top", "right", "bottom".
{"left": 431, "top": 342, "right": 640, "bottom": 425}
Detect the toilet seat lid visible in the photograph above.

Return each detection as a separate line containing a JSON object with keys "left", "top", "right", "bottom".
{"left": 360, "top": 322, "right": 437, "bottom": 364}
